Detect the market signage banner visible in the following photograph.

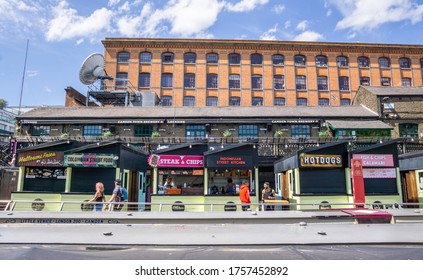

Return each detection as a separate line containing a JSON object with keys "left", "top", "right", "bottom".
{"left": 362, "top": 168, "right": 396, "bottom": 178}
{"left": 300, "top": 154, "right": 342, "bottom": 168}
{"left": 18, "top": 151, "right": 64, "bottom": 167}
{"left": 353, "top": 154, "right": 394, "bottom": 167}
{"left": 206, "top": 155, "right": 252, "bottom": 168}
{"left": 148, "top": 154, "right": 204, "bottom": 168}
{"left": 64, "top": 153, "right": 116, "bottom": 168}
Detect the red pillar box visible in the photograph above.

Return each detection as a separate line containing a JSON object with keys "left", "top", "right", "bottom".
{"left": 351, "top": 158, "right": 365, "bottom": 208}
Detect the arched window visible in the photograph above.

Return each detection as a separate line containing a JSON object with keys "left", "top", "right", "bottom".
{"left": 251, "top": 75, "right": 262, "bottom": 89}
{"left": 336, "top": 56, "right": 348, "bottom": 67}
{"left": 184, "top": 73, "right": 196, "bottom": 88}
{"left": 162, "top": 52, "right": 174, "bottom": 63}
{"left": 117, "top": 51, "right": 130, "bottom": 63}
{"left": 228, "top": 53, "right": 241, "bottom": 64}
{"left": 184, "top": 52, "right": 196, "bottom": 64}
{"left": 161, "top": 73, "right": 173, "bottom": 88}
{"left": 274, "top": 97, "right": 285, "bottom": 106}
{"left": 183, "top": 96, "right": 196, "bottom": 106}
{"left": 139, "top": 52, "right": 152, "bottom": 63}
{"left": 251, "top": 53, "right": 263, "bottom": 65}
{"left": 294, "top": 55, "right": 306, "bottom": 66}
{"left": 116, "top": 72, "right": 128, "bottom": 87}
{"left": 272, "top": 54, "right": 285, "bottom": 65}
{"left": 252, "top": 97, "right": 263, "bottom": 106}
{"left": 138, "top": 73, "right": 150, "bottom": 88}
{"left": 206, "top": 53, "right": 219, "bottom": 64}
{"left": 399, "top": 57, "right": 411, "bottom": 68}
{"left": 358, "top": 56, "right": 369, "bottom": 68}
{"left": 378, "top": 57, "right": 390, "bottom": 68}
{"left": 206, "top": 96, "right": 218, "bottom": 106}
{"left": 315, "top": 55, "right": 328, "bottom": 67}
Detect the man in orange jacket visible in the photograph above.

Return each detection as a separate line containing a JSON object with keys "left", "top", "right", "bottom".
{"left": 239, "top": 180, "right": 251, "bottom": 211}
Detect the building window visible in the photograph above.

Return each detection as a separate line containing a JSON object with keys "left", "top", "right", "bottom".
{"left": 134, "top": 125, "right": 153, "bottom": 137}
{"left": 339, "top": 76, "right": 349, "bottom": 91}
{"left": 116, "top": 72, "right": 128, "bottom": 87}
{"left": 206, "top": 96, "right": 218, "bottom": 106}
{"left": 229, "top": 74, "right": 240, "bottom": 89}
{"left": 296, "top": 98, "right": 307, "bottom": 106}
{"left": 399, "top": 123, "right": 418, "bottom": 138}
{"left": 318, "top": 98, "right": 329, "bottom": 106}
{"left": 207, "top": 74, "right": 218, "bottom": 89}
{"left": 340, "top": 99, "right": 350, "bottom": 106}
{"left": 117, "top": 51, "right": 130, "bottom": 63}
{"left": 360, "top": 76, "right": 370, "bottom": 86}
{"left": 251, "top": 75, "right": 262, "bottom": 89}
{"left": 161, "top": 73, "right": 173, "bottom": 88}
{"left": 184, "top": 52, "right": 196, "bottom": 64}
{"left": 139, "top": 52, "right": 152, "bottom": 63}
{"left": 272, "top": 54, "right": 285, "bottom": 65}
{"left": 229, "top": 97, "right": 240, "bottom": 106}
{"left": 83, "top": 125, "right": 102, "bottom": 136}
{"left": 183, "top": 96, "right": 195, "bottom": 106}
{"left": 336, "top": 56, "right": 348, "bottom": 67}
{"left": 402, "top": 78, "right": 412, "bottom": 87}
{"left": 162, "top": 52, "right": 174, "bottom": 63}
{"left": 186, "top": 125, "right": 206, "bottom": 140}
{"left": 206, "top": 53, "right": 219, "bottom": 64}
{"left": 138, "top": 73, "right": 150, "bottom": 88}
{"left": 295, "top": 75, "right": 307, "bottom": 90}
{"left": 381, "top": 77, "right": 391, "bottom": 86}
{"left": 317, "top": 76, "right": 328, "bottom": 91}
{"left": 420, "top": 58, "right": 423, "bottom": 68}
{"left": 379, "top": 57, "right": 390, "bottom": 68}
{"left": 184, "top": 73, "right": 196, "bottom": 88}
{"left": 274, "top": 75, "right": 285, "bottom": 89}
{"left": 31, "top": 125, "right": 50, "bottom": 136}
{"left": 315, "top": 55, "right": 328, "bottom": 67}
{"left": 228, "top": 53, "right": 241, "bottom": 64}
{"left": 291, "top": 125, "right": 311, "bottom": 138}
{"left": 161, "top": 96, "right": 173, "bottom": 106}
{"left": 274, "top": 97, "right": 285, "bottom": 106}
{"left": 358, "top": 56, "right": 369, "bottom": 68}
{"left": 399, "top": 57, "right": 411, "bottom": 68}
{"left": 251, "top": 53, "right": 262, "bottom": 65}
{"left": 252, "top": 97, "right": 263, "bottom": 106}
{"left": 239, "top": 124, "right": 258, "bottom": 140}
{"left": 294, "top": 55, "right": 306, "bottom": 66}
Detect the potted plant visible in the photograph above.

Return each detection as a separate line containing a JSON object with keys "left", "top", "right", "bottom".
{"left": 103, "top": 131, "right": 114, "bottom": 137}
{"left": 274, "top": 130, "right": 284, "bottom": 138}
{"left": 222, "top": 129, "right": 232, "bottom": 137}
{"left": 151, "top": 131, "right": 161, "bottom": 137}
{"left": 60, "top": 132, "right": 69, "bottom": 139}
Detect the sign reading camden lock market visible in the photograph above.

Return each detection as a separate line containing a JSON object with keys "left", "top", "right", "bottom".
{"left": 300, "top": 154, "right": 342, "bottom": 168}
{"left": 64, "top": 153, "right": 117, "bottom": 168}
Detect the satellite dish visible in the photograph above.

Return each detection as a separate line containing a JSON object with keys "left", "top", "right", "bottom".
{"left": 79, "top": 53, "right": 107, "bottom": 85}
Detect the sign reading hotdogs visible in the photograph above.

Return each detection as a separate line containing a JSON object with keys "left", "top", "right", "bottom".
{"left": 300, "top": 154, "right": 342, "bottom": 168}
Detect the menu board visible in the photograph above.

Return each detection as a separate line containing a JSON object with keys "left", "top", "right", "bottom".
{"left": 25, "top": 167, "right": 66, "bottom": 179}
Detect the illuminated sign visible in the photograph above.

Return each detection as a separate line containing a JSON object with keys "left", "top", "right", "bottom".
{"left": 148, "top": 154, "right": 204, "bottom": 168}
{"left": 18, "top": 151, "right": 64, "bottom": 167}
{"left": 300, "top": 154, "right": 342, "bottom": 168}
{"left": 206, "top": 155, "right": 252, "bottom": 168}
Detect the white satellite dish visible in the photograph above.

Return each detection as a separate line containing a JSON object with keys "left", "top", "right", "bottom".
{"left": 79, "top": 53, "right": 110, "bottom": 85}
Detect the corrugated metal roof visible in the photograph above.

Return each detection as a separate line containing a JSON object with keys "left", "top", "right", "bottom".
{"left": 327, "top": 120, "right": 393, "bottom": 130}
{"left": 17, "top": 105, "right": 379, "bottom": 120}
{"left": 361, "top": 86, "right": 423, "bottom": 96}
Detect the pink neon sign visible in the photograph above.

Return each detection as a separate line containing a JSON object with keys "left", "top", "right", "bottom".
{"left": 148, "top": 154, "right": 204, "bottom": 168}
{"left": 353, "top": 154, "right": 394, "bottom": 167}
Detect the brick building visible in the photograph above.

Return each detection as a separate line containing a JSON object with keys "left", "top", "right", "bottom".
{"left": 100, "top": 38, "right": 423, "bottom": 107}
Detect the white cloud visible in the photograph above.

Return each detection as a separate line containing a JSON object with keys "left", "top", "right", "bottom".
{"left": 272, "top": 4, "right": 285, "bottom": 14}
{"left": 224, "top": 0, "right": 268, "bottom": 12}
{"left": 328, "top": 0, "right": 423, "bottom": 31}
{"left": 108, "top": 0, "right": 121, "bottom": 6}
{"left": 296, "top": 20, "right": 309, "bottom": 31}
{"left": 27, "top": 70, "right": 39, "bottom": 78}
{"left": 45, "top": 0, "right": 114, "bottom": 41}
{"left": 284, "top": 20, "right": 291, "bottom": 29}
{"left": 260, "top": 24, "right": 278, "bottom": 40}
{"left": 293, "top": 31, "right": 324, "bottom": 41}
{"left": 326, "top": 9, "right": 332, "bottom": 16}
{"left": 45, "top": 87, "right": 52, "bottom": 93}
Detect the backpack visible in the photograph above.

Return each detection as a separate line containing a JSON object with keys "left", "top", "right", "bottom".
{"left": 121, "top": 186, "right": 128, "bottom": 201}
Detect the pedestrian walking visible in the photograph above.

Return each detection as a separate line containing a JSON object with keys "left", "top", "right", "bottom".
{"left": 105, "top": 179, "right": 124, "bottom": 211}
{"left": 88, "top": 182, "right": 106, "bottom": 212}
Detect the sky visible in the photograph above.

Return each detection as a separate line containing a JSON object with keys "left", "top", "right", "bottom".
{"left": 1, "top": 0, "right": 423, "bottom": 107}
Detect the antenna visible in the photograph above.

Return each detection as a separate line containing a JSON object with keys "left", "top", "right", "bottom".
{"left": 79, "top": 53, "right": 112, "bottom": 85}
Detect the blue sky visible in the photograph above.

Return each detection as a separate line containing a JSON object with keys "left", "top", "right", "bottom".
{"left": 1, "top": 0, "right": 423, "bottom": 107}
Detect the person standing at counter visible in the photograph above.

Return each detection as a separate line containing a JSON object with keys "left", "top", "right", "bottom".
{"left": 226, "top": 178, "right": 235, "bottom": 195}
{"left": 239, "top": 180, "right": 251, "bottom": 211}
{"left": 262, "top": 182, "right": 275, "bottom": 211}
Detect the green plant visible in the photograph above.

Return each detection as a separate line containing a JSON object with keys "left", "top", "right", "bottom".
{"left": 318, "top": 130, "right": 330, "bottom": 137}
{"left": 274, "top": 130, "right": 283, "bottom": 138}
{"left": 151, "top": 131, "right": 161, "bottom": 137}
{"left": 103, "top": 131, "right": 114, "bottom": 137}
{"left": 60, "top": 132, "right": 69, "bottom": 139}
{"left": 222, "top": 129, "right": 232, "bottom": 137}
